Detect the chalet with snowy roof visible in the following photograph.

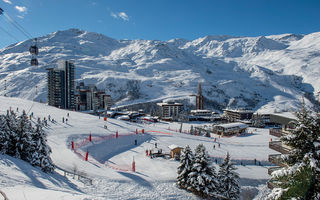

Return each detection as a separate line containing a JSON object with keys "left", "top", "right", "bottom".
{"left": 212, "top": 122, "right": 248, "bottom": 136}
{"left": 168, "top": 144, "right": 183, "bottom": 159}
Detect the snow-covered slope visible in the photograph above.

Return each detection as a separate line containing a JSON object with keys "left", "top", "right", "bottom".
{"left": 0, "top": 29, "right": 319, "bottom": 111}
{"left": 0, "top": 96, "right": 274, "bottom": 199}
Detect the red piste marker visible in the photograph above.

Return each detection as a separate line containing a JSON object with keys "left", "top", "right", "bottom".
{"left": 116, "top": 131, "right": 118, "bottom": 138}
{"left": 89, "top": 133, "right": 92, "bottom": 142}
{"left": 85, "top": 150, "right": 89, "bottom": 161}
{"left": 132, "top": 157, "right": 135, "bottom": 172}
{"left": 71, "top": 141, "right": 74, "bottom": 150}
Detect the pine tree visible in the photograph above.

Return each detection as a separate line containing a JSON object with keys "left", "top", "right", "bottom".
{"left": 218, "top": 152, "right": 240, "bottom": 200}
{"left": 188, "top": 144, "right": 218, "bottom": 198}
{"left": 268, "top": 107, "right": 320, "bottom": 199}
{"left": 4, "top": 110, "right": 18, "bottom": 156}
{"left": 177, "top": 145, "right": 194, "bottom": 189}
{"left": 30, "top": 118, "right": 54, "bottom": 172}
{"left": 0, "top": 115, "right": 10, "bottom": 154}
{"left": 15, "top": 110, "right": 33, "bottom": 161}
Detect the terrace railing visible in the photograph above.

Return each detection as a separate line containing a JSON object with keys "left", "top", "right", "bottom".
{"left": 268, "top": 154, "right": 287, "bottom": 167}
{"left": 270, "top": 128, "right": 285, "bottom": 137}
{"left": 269, "top": 141, "right": 291, "bottom": 154}
{"left": 268, "top": 166, "right": 283, "bottom": 175}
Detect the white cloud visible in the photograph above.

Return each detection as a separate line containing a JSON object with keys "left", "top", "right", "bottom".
{"left": 15, "top": 6, "right": 27, "bottom": 13}
{"left": 3, "top": 0, "right": 12, "bottom": 4}
{"left": 2, "top": 0, "right": 12, "bottom": 4}
{"left": 118, "top": 12, "right": 129, "bottom": 21}
{"left": 110, "top": 11, "right": 129, "bottom": 21}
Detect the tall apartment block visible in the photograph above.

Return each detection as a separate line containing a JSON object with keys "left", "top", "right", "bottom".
{"left": 47, "top": 60, "right": 75, "bottom": 109}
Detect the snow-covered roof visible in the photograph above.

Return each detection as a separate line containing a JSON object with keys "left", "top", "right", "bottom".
{"left": 168, "top": 144, "right": 183, "bottom": 150}
{"left": 214, "top": 122, "right": 248, "bottom": 129}
{"left": 157, "top": 102, "right": 183, "bottom": 106}
{"left": 271, "top": 112, "right": 297, "bottom": 120}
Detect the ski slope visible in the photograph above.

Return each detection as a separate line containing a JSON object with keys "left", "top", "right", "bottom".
{"left": 0, "top": 96, "right": 277, "bottom": 199}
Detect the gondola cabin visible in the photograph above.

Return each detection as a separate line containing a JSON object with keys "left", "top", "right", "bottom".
{"left": 31, "top": 58, "right": 38, "bottom": 66}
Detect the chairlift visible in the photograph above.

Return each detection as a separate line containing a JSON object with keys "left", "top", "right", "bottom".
{"left": 31, "top": 58, "right": 38, "bottom": 66}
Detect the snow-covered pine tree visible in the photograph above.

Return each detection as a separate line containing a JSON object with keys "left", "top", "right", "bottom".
{"left": 177, "top": 145, "right": 194, "bottom": 189}
{"left": 4, "top": 110, "right": 18, "bottom": 156}
{"left": 218, "top": 152, "right": 240, "bottom": 200}
{"left": 0, "top": 115, "right": 10, "bottom": 154}
{"left": 188, "top": 144, "right": 218, "bottom": 198}
{"left": 30, "top": 118, "right": 54, "bottom": 173}
{"left": 268, "top": 107, "right": 320, "bottom": 199}
{"left": 15, "top": 110, "right": 33, "bottom": 161}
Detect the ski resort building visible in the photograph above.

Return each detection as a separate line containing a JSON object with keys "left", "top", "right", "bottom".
{"left": 188, "top": 110, "right": 221, "bottom": 121}
{"left": 47, "top": 60, "right": 75, "bottom": 109}
{"left": 212, "top": 122, "right": 248, "bottom": 136}
{"left": 74, "top": 82, "right": 112, "bottom": 111}
{"left": 223, "top": 109, "right": 254, "bottom": 122}
{"left": 157, "top": 101, "right": 183, "bottom": 121}
{"left": 267, "top": 113, "right": 297, "bottom": 189}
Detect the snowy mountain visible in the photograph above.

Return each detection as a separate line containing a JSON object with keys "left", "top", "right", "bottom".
{"left": 0, "top": 28, "right": 319, "bottom": 112}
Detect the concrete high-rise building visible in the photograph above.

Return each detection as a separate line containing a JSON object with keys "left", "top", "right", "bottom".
{"left": 47, "top": 60, "right": 75, "bottom": 109}
{"left": 74, "top": 82, "right": 112, "bottom": 111}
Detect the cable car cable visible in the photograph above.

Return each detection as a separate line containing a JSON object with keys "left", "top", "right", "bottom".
{"left": 3, "top": 13, "right": 32, "bottom": 39}
{"left": 0, "top": 25, "right": 20, "bottom": 42}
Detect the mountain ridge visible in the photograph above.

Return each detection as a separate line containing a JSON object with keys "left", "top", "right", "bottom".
{"left": 0, "top": 28, "right": 319, "bottom": 112}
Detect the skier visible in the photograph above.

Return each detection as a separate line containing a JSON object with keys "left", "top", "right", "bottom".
{"left": 66, "top": 118, "right": 68, "bottom": 124}
{"left": 213, "top": 145, "right": 215, "bottom": 149}
{"left": 48, "top": 115, "right": 51, "bottom": 121}
{"left": 155, "top": 142, "right": 157, "bottom": 148}
{"left": 62, "top": 117, "right": 65, "bottom": 123}
{"left": 218, "top": 143, "right": 220, "bottom": 148}
{"left": 134, "top": 139, "right": 137, "bottom": 145}
{"left": 67, "top": 113, "right": 69, "bottom": 117}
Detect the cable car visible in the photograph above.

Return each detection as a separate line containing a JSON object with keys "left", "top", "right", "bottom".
{"left": 29, "top": 45, "right": 38, "bottom": 55}
{"left": 31, "top": 58, "right": 38, "bottom": 66}
{"left": 29, "top": 38, "right": 38, "bottom": 55}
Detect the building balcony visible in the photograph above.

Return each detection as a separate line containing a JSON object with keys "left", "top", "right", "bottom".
{"left": 268, "top": 154, "right": 287, "bottom": 167}
{"left": 268, "top": 166, "right": 283, "bottom": 175}
{"left": 269, "top": 141, "right": 291, "bottom": 154}
{"left": 269, "top": 128, "right": 287, "bottom": 137}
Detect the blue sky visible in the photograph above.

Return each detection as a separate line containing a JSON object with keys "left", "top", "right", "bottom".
{"left": 0, "top": 0, "right": 320, "bottom": 48}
